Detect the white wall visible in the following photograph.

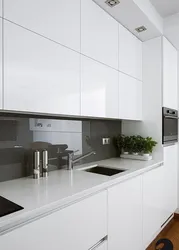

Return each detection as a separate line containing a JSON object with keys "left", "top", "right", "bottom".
{"left": 122, "top": 37, "right": 163, "bottom": 156}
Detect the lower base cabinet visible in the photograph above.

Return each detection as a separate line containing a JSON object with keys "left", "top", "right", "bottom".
{"left": 0, "top": 191, "right": 107, "bottom": 250}
{"left": 163, "top": 145, "right": 178, "bottom": 221}
{"left": 143, "top": 165, "right": 165, "bottom": 248}
{"left": 108, "top": 175, "right": 143, "bottom": 250}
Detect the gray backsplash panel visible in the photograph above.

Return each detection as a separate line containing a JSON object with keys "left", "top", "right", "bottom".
{"left": 0, "top": 116, "right": 121, "bottom": 182}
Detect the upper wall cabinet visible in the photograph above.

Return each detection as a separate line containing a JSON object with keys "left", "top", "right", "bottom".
{"left": 119, "top": 25, "right": 142, "bottom": 81}
{"left": 163, "top": 38, "right": 178, "bottom": 110}
{"left": 81, "top": 56, "right": 118, "bottom": 118}
{"left": 118, "top": 72, "right": 142, "bottom": 120}
{"left": 81, "top": 0, "right": 118, "bottom": 69}
{"left": 4, "top": 21, "right": 81, "bottom": 115}
{"left": 4, "top": 0, "right": 80, "bottom": 52}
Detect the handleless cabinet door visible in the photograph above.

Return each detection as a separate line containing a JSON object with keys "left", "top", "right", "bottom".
{"left": 0, "top": 0, "right": 2, "bottom": 17}
{"left": 143, "top": 165, "right": 165, "bottom": 248}
{"left": 0, "top": 191, "right": 107, "bottom": 250}
{"left": 163, "top": 38, "right": 177, "bottom": 109}
{"left": 118, "top": 72, "right": 142, "bottom": 120}
{"left": 81, "top": 56, "right": 118, "bottom": 118}
{"left": 163, "top": 144, "right": 178, "bottom": 220}
{"left": 81, "top": 0, "right": 118, "bottom": 69}
{"left": 108, "top": 175, "right": 143, "bottom": 250}
{"left": 119, "top": 24, "right": 142, "bottom": 80}
{"left": 4, "top": 0, "right": 80, "bottom": 52}
{"left": 4, "top": 21, "right": 80, "bottom": 115}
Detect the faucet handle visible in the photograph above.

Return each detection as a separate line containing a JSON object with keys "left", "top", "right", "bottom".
{"left": 70, "top": 149, "right": 79, "bottom": 156}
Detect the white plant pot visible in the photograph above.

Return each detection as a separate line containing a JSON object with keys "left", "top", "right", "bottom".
{"left": 123, "top": 151, "right": 129, "bottom": 155}
{"left": 143, "top": 153, "right": 150, "bottom": 157}
{"left": 133, "top": 152, "right": 139, "bottom": 156}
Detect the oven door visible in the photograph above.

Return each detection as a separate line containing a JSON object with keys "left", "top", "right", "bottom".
{"left": 163, "top": 115, "right": 178, "bottom": 144}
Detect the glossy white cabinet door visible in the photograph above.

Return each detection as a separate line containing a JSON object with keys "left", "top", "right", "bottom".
{"left": 81, "top": 0, "right": 118, "bottom": 69}
{"left": 0, "top": 191, "right": 107, "bottom": 250}
{"left": 163, "top": 145, "right": 178, "bottom": 220}
{"left": 163, "top": 38, "right": 177, "bottom": 109}
{"left": 143, "top": 165, "right": 165, "bottom": 248}
{"left": 0, "top": 0, "right": 2, "bottom": 17}
{"left": 81, "top": 56, "right": 118, "bottom": 118}
{"left": 119, "top": 72, "right": 142, "bottom": 120}
{"left": 119, "top": 24, "right": 142, "bottom": 81}
{"left": 0, "top": 18, "right": 2, "bottom": 109}
{"left": 4, "top": 0, "right": 80, "bottom": 52}
{"left": 95, "top": 241, "right": 107, "bottom": 250}
{"left": 108, "top": 175, "right": 143, "bottom": 250}
{"left": 4, "top": 21, "right": 80, "bottom": 115}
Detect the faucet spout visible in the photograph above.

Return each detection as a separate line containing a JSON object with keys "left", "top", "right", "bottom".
{"left": 68, "top": 150, "right": 96, "bottom": 170}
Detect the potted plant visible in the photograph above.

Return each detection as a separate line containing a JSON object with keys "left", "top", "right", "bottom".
{"left": 135, "top": 135, "right": 145, "bottom": 155}
{"left": 123, "top": 136, "right": 132, "bottom": 154}
{"left": 143, "top": 137, "right": 157, "bottom": 156}
{"left": 113, "top": 134, "right": 124, "bottom": 155}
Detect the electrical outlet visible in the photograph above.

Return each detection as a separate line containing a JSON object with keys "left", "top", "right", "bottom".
{"left": 102, "top": 138, "right": 111, "bottom": 145}
{"left": 106, "top": 138, "right": 111, "bottom": 144}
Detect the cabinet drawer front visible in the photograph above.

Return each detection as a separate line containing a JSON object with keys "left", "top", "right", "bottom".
{"left": 0, "top": 191, "right": 107, "bottom": 250}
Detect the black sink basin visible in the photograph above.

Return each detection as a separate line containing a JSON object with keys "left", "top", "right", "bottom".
{"left": 83, "top": 166, "right": 126, "bottom": 176}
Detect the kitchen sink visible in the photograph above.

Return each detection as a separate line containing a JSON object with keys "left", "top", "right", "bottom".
{"left": 82, "top": 166, "right": 126, "bottom": 176}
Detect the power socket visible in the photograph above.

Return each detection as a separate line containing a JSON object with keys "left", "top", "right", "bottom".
{"left": 102, "top": 138, "right": 111, "bottom": 145}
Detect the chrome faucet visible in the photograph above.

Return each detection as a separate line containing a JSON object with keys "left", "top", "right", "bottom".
{"left": 68, "top": 150, "right": 96, "bottom": 170}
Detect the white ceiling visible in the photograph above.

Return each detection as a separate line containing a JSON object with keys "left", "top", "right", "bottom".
{"left": 150, "top": 0, "right": 179, "bottom": 18}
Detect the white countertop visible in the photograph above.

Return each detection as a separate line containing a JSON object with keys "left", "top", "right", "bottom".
{"left": 0, "top": 156, "right": 163, "bottom": 235}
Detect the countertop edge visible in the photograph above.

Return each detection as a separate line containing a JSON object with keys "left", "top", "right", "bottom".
{"left": 0, "top": 159, "right": 163, "bottom": 235}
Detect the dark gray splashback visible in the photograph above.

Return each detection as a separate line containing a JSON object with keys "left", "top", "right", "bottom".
{"left": 0, "top": 116, "right": 121, "bottom": 182}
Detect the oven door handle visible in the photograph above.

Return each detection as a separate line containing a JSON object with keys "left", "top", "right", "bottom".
{"left": 164, "top": 116, "right": 179, "bottom": 119}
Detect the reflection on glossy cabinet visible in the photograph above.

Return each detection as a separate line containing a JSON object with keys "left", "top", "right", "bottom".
{"left": 108, "top": 175, "right": 143, "bottom": 250}
{"left": 95, "top": 241, "right": 107, "bottom": 250}
{"left": 0, "top": 18, "right": 2, "bottom": 109}
{"left": 163, "top": 144, "right": 178, "bottom": 220}
{"left": 81, "top": 56, "right": 118, "bottom": 118}
{"left": 0, "top": 191, "right": 107, "bottom": 250}
{"left": 163, "top": 38, "right": 177, "bottom": 109}
{"left": 119, "top": 24, "right": 142, "bottom": 80}
{"left": 118, "top": 72, "right": 142, "bottom": 120}
{"left": 143, "top": 166, "right": 165, "bottom": 248}
{"left": 4, "top": 0, "right": 80, "bottom": 51}
{"left": 81, "top": 0, "right": 118, "bottom": 69}
{"left": 4, "top": 21, "right": 80, "bottom": 115}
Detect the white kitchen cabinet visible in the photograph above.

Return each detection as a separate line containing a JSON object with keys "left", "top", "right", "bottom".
{"left": 108, "top": 175, "right": 143, "bottom": 250}
{"left": 0, "top": 191, "right": 107, "bottom": 250}
{"left": 119, "top": 24, "right": 142, "bottom": 81}
{"left": 143, "top": 165, "right": 165, "bottom": 248}
{"left": 81, "top": 0, "right": 118, "bottom": 69}
{"left": 118, "top": 72, "right": 142, "bottom": 120}
{"left": 81, "top": 56, "right": 118, "bottom": 118}
{"left": 163, "top": 37, "right": 178, "bottom": 109}
{"left": 4, "top": 21, "right": 81, "bottom": 115}
{"left": 163, "top": 144, "right": 178, "bottom": 221}
{"left": 94, "top": 240, "right": 107, "bottom": 250}
{"left": 0, "top": 0, "right": 2, "bottom": 17}
{"left": 4, "top": 0, "right": 80, "bottom": 52}
{"left": 0, "top": 18, "right": 2, "bottom": 109}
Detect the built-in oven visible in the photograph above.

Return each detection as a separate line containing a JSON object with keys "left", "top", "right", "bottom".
{"left": 162, "top": 107, "right": 178, "bottom": 145}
